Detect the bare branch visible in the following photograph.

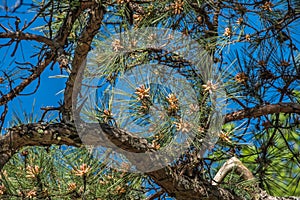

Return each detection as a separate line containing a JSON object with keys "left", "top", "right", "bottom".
{"left": 0, "top": 55, "right": 54, "bottom": 106}
{"left": 0, "top": 32, "right": 55, "bottom": 48}
{"left": 0, "top": 1, "right": 90, "bottom": 107}
{"left": 225, "top": 102, "right": 300, "bottom": 123}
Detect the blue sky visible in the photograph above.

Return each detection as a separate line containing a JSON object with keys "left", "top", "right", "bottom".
{"left": 1, "top": 0, "right": 300, "bottom": 144}
{"left": 0, "top": 2, "right": 67, "bottom": 129}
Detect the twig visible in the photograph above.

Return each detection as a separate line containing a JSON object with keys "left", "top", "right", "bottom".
{"left": 40, "top": 106, "right": 62, "bottom": 122}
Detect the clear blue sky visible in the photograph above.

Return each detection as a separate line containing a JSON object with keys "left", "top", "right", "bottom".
{"left": 0, "top": 2, "right": 67, "bottom": 129}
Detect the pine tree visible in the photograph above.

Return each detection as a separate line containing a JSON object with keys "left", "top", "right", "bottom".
{"left": 1, "top": 0, "right": 300, "bottom": 199}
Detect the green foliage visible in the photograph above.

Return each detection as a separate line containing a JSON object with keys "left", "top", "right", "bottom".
{"left": 221, "top": 172, "right": 259, "bottom": 200}
{"left": 1, "top": 0, "right": 300, "bottom": 199}
{"left": 0, "top": 146, "right": 145, "bottom": 199}
{"left": 239, "top": 113, "right": 300, "bottom": 196}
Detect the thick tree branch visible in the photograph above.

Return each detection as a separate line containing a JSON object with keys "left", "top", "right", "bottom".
{"left": 225, "top": 102, "right": 300, "bottom": 123}
{"left": 147, "top": 167, "right": 243, "bottom": 200}
{"left": 0, "top": 122, "right": 241, "bottom": 200}
{"left": 0, "top": 122, "right": 154, "bottom": 169}
{"left": 2, "top": 1, "right": 300, "bottom": 200}
{"left": 1, "top": 121, "right": 299, "bottom": 199}
{"left": 63, "top": 3, "right": 104, "bottom": 122}
{"left": 0, "top": 122, "right": 80, "bottom": 169}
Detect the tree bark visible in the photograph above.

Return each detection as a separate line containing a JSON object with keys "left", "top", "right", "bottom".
{"left": 225, "top": 102, "right": 300, "bottom": 123}
{"left": 1, "top": 121, "right": 300, "bottom": 199}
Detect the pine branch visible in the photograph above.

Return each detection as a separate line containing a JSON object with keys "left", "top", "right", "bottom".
{"left": 62, "top": 2, "right": 105, "bottom": 122}
{"left": 225, "top": 103, "right": 300, "bottom": 123}
{"left": 0, "top": 32, "right": 54, "bottom": 47}
{"left": 1, "top": 120, "right": 300, "bottom": 199}
{"left": 212, "top": 157, "right": 300, "bottom": 200}
{"left": 0, "top": 55, "right": 54, "bottom": 106}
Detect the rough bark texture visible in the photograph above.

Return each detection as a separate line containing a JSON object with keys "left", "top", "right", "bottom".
{"left": 0, "top": 122, "right": 81, "bottom": 169}
{"left": 1, "top": 102, "right": 300, "bottom": 199}
{"left": 147, "top": 167, "right": 243, "bottom": 200}
{"left": 62, "top": 4, "right": 104, "bottom": 122}
{"left": 225, "top": 103, "right": 300, "bottom": 123}
{"left": 1, "top": 1, "right": 300, "bottom": 199}
{"left": 1, "top": 121, "right": 299, "bottom": 200}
